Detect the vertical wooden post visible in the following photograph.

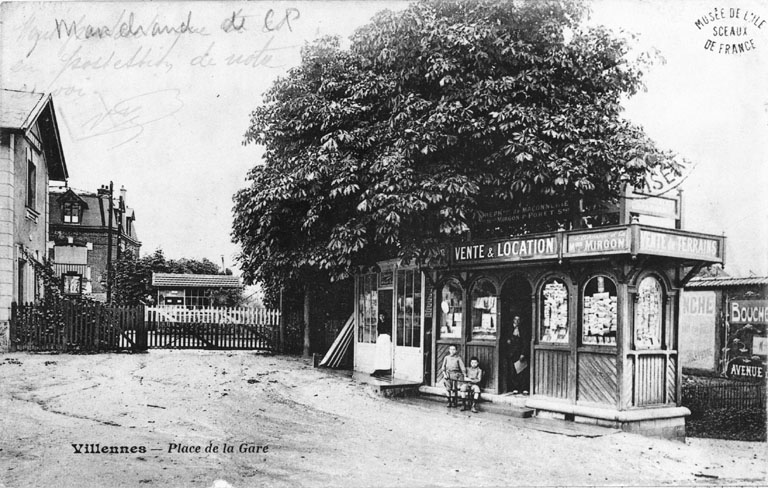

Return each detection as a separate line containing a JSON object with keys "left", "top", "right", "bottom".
{"left": 106, "top": 182, "right": 114, "bottom": 304}
{"left": 279, "top": 289, "right": 284, "bottom": 353}
{"left": 9, "top": 302, "right": 17, "bottom": 352}
{"left": 303, "top": 287, "right": 311, "bottom": 358}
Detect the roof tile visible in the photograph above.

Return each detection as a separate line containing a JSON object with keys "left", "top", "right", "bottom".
{"left": 152, "top": 273, "right": 241, "bottom": 288}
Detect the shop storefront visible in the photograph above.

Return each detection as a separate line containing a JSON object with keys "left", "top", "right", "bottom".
{"left": 680, "top": 276, "right": 767, "bottom": 378}
{"left": 353, "top": 222, "right": 725, "bottom": 437}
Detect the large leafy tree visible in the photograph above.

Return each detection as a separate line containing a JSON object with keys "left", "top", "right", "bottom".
{"left": 233, "top": 0, "right": 680, "bottom": 298}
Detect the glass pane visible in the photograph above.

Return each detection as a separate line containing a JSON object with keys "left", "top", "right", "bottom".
{"left": 358, "top": 274, "right": 379, "bottom": 343}
{"left": 471, "top": 279, "right": 497, "bottom": 340}
{"left": 413, "top": 272, "right": 422, "bottom": 347}
{"left": 634, "top": 276, "right": 663, "bottom": 349}
{"left": 541, "top": 279, "right": 569, "bottom": 343}
{"left": 439, "top": 280, "right": 463, "bottom": 339}
{"left": 582, "top": 276, "right": 618, "bottom": 346}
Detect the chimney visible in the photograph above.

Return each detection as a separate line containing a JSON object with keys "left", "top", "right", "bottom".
{"left": 120, "top": 185, "right": 127, "bottom": 205}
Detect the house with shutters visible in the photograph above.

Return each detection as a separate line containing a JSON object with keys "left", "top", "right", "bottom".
{"left": 0, "top": 89, "right": 69, "bottom": 349}
{"left": 49, "top": 184, "right": 141, "bottom": 301}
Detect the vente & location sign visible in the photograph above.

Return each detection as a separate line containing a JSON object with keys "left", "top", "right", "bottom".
{"left": 452, "top": 236, "right": 558, "bottom": 264}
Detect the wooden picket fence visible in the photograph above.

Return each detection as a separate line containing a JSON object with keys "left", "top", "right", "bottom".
{"left": 10, "top": 301, "right": 145, "bottom": 352}
{"left": 144, "top": 306, "right": 280, "bottom": 351}
{"left": 682, "top": 382, "right": 766, "bottom": 411}
{"left": 10, "top": 303, "right": 282, "bottom": 353}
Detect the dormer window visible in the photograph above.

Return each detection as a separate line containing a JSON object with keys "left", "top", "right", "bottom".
{"left": 63, "top": 202, "right": 81, "bottom": 224}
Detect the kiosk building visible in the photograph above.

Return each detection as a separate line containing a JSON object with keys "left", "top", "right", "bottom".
{"left": 352, "top": 218, "right": 725, "bottom": 438}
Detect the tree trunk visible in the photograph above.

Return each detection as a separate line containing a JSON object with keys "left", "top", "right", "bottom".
{"left": 303, "top": 288, "right": 311, "bottom": 358}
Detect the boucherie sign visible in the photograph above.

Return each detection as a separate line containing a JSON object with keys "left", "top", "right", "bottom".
{"left": 452, "top": 236, "right": 558, "bottom": 264}
{"left": 730, "top": 300, "right": 768, "bottom": 325}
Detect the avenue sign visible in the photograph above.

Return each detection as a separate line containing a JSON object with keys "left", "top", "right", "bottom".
{"left": 726, "top": 357, "right": 766, "bottom": 381}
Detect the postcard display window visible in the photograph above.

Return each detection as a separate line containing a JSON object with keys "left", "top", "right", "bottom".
{"left": 439, "top": 280, "right": 463, "bottom": 339}
{"left": 583, "top": 277, "right": 618, "bottom": 346}
{"left": 420, "top": 225, "right": 726, "bottom": 438}
{"left": 471, "top": 280, "right": 498, "bottom": 341}
{"left": 634, "top": 276, "right": 663, "bottom": 349}
{"left": 541, "top": 280, "right": 568, "bottom": 343}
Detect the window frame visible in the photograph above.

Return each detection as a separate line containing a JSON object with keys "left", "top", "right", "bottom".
{"left": 633, "top": 275, "right": 665, "bottom": 350}
{"left": 62, "top": 272, "right": 83, "bottom": 296}
{"left": 469, "top": 278, "right": 498, "bottom": 342}
{"left": 26, "top": 147, "right": 36, "bottom": 210}
{"left": 539, "top": 277, "right": 570, "bottom": 345}
{"left": 357, "top": 273, "right": 378, "bottom": 344}
{"left": 63, "top": 202, "right": 82, "bottom": 224}
{"left": 395, "top": 268, "right": 422, "bottom": 348}
{"left": 581, "top": 275, "right": 618, "bottom": 347}
{"left": 438, "top": 279, "right": 464, "bottom": 340}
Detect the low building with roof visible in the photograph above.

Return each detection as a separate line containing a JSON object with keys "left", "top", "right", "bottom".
{"left": 152, "top": 272, "right": 242, "bottom": 308}
{"left": 1, "top": 89, "right": 68, "bottom": 350}
{"left": 680, "top": 275, "right": 767, "bottom": 378}
{"left": 49, "top": 184, "right": 141, "bottom": 300}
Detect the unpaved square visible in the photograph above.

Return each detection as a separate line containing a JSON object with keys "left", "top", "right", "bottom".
{"left": 1, "top": 350, "right": 765, "bottom": 487}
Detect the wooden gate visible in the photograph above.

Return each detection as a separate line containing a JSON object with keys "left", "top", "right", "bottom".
{"left": 10, "top": 301, "right": 146, "bottom": 352}
{"left": 144, "top": 306, "right": 280, "bottom": 351}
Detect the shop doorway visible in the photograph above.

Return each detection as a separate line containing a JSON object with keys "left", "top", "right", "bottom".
{"left": 371, "top": 289, "right": 394, "bottom": 376}
{"left": 500, "top": 278, "right": 532, "bottom": 394}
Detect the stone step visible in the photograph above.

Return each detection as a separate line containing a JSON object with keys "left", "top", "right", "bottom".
{"left": 417, "top": 392, "right": 534, "bottom": 418}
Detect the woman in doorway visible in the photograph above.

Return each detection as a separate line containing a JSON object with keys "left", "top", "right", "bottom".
{"left": 371, "top": 313, "right": 392, "bottom": 377}
{"left": 505, "top": 315, "right": 529, "bottom": 394}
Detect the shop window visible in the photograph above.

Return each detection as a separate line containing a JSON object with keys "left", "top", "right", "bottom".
{"left": 358, "top": 273, "right": 378, "bottom": 343}
{"left": 438, "top": 280, "right": 463, "bottom": 339}
{"left": 634, "top": 276, "right": 663, "bottom": 349}
{"left": 541, "top": 278, "right": 569, "bottom": 343}
{"left": 62, "top": 273, "right": 82, "bottom": 295}
{"left": 63, "top": 202, "right": 81, "bottom": 224}
{"left": 582, "top": 276, "right": 617, "bottom": 346}
{"left": 470, "top": 279, "right": 497, "bottom": 340}
{"left": 396, "top": 269, "right": 421, "bottom": 347}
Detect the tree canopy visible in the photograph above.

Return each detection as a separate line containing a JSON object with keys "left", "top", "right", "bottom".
{"left": 233, "top": 0, "right": 681, "bottom": 293}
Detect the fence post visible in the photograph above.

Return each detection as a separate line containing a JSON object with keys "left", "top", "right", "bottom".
{"left": 279, "top": 289, "right": 284, "bottom": 354}
{"left": 9, "top": 302, "right": 17, "bottom": 352}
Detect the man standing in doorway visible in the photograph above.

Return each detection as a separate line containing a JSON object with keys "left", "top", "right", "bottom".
{"left": 505, "top": 315, "right": 529, "bottom": 394}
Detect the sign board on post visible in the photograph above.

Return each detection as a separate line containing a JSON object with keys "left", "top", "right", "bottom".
{"left": 726, "top": 357, "right": 766, "bottom": 381}
{"left": 624, "top": 189, "right": 681, "bottom": 220}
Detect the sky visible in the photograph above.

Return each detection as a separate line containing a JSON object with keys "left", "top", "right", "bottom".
{"left": 1, "top": 0, "right": 766, "bottom": 277}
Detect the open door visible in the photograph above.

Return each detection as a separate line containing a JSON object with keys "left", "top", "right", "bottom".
{"left": 393, "top": 268, "right": 424, "bottom": 382}
{"left": 500, "top": 278, "right": 532, "bottom": 393}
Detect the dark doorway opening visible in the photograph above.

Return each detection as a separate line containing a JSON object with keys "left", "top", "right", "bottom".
{"left": 371, "top": 289, "right": 393, "bottom": 377}
{"left": 500, "top": 278, "right": 532, "bottom": 394}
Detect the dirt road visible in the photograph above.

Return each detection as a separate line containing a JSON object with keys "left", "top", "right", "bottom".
{"left": 1, "top": 350, "right": 765, "bottom": 487}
